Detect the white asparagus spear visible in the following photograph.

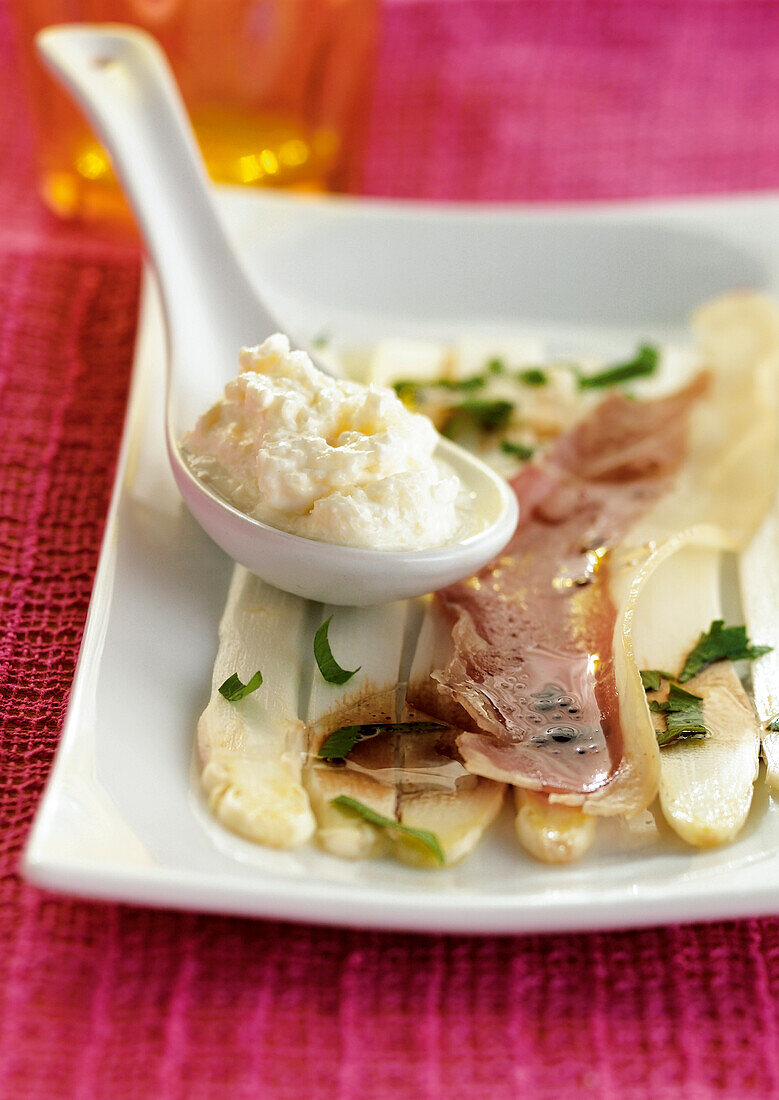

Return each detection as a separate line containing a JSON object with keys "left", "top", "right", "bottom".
{"left": 655, "top": 662, "right": 762, "bottom": 847}
{"left": 307, "top": 599, "right": 505, "bottom": 867}
{"left": 514, "top": 791, "right": 596, "bottom": 863}
{"left": 304, "top": 602, "right": 409, "bottom": 860}
{"left": 619, "top": 293, "right": 779, "bottom": 557}
{"left": 401, "top": 599, "right": 506, "bottom": 866}
{"left": 197, "top": 566, "right": 315, "bottom": 848}
{"left": 739, "top": 497, "right": 779, "bottom": 789}
{"left": 614, "top": 809, "right": 661, "bottom": 851}
{"left": 632, "top": 535, "right": 761, "bottom": 846}
{"left": 578, "top": 293, "right": 779, "bottom": 829}
{"left": 394, "top": 753, "right": 505, "bottom": 869}
{"left": 405, "top": 596, "right": 473, "bottom": 727}
{"left": 367, "top": 339, "right": 451, "bottom": 390}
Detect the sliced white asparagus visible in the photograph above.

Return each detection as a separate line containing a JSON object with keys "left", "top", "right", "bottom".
{"left": 306, "top": 602, "right": 409, "bottom": 735}
{"left": 367, "top": 339, "right": 451, "bottom": 389}
{"left": 393, "top": 744, "right": 505, "bottom": 868}
{"left": 564, "top": 293, "right": 779, "bottom": 819}
{"left": 631, "top": 534, "right": 761, "bottom": 846}
{"left": 307, "top": 598, "right": 505, "bottom": 867}
{"left": 304, "top": 602, "right": 409, "bottom": 860}
{"left": 739, "top": 497, "right": 779, "bottom": 789}
{"left": 613, "top": 809, "right": 661, "bottom": 851}
{"left": 402, "top": 598, "right": 506, "bottom": 865}
{"left": 656, "top": 662, "right": 762, "bottom": 847}
{"left": 197, "top": 566, "right": 315, "bottom": 848}
{"left": 451, "top": 335, "right": 546, "bottom": 375}
{"left": 693, "top": 291, "right": 779, "bottom": 376}
{"left": 514, "top": 790, "right": 596, "bottom": 863}
{"left": 405, "top": 597, "right": 473, "bottom": 727}
{"left": 367, "top": 335, "right": 546, "bottom": 391}
{"left": 629, "top": 292, "right": 779, "bottom": 551}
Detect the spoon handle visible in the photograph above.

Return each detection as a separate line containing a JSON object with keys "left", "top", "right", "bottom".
{"left": 36, "top": 25, "right": 271, "bottom": 365}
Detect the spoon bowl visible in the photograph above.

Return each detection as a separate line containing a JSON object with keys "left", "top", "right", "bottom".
{"left": 37, "top": 24, "right": 518, "bottom": 605}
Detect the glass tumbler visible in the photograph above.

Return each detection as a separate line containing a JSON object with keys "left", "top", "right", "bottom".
{"left": 12, "top": 0, "right": 377, "bottom": 222}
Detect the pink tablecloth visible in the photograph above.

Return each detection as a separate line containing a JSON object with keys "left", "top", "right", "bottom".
{"left": 2, "top": 3, "right": 779, "bottom": 1097}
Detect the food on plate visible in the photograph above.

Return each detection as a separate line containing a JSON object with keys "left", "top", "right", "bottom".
{"left": 195, "top": 292, "right": 779, "bottom": 867}
{"left": 418, "top": 379, "right": 706, "bottom": 809}
{"left": 739, "top": 502, "right": 779, "bottom": 791}
{"left": 197, "top": 570, "right": 315, "bottom": 849}
{"left": 182, "top": 333, "right": 478, "bottom": 551}
{"left": 305, "top": 600, "right": 504, "bottom": 867}
{"left": 514, "top": 789, "right": 597, "bottom": 863}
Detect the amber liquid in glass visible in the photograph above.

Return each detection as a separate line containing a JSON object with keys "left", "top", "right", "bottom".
{"left": 41, "top": 105, "right": 339, "bottom": 221}
{"left": 14, "top": 0, "right": 376, "bottom": 221}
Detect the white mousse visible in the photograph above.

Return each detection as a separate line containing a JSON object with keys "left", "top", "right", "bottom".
{"left": 183, "top": 335, "right": 469, "bottom": 551}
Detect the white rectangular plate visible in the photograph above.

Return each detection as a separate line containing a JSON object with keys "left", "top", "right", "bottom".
{"left": 23, "top": 188, "right": 779, "bottom": 933}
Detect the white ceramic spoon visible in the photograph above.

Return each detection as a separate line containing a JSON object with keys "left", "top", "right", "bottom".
{"left": 37, "top": 24, "right": 518, "bottom": 605}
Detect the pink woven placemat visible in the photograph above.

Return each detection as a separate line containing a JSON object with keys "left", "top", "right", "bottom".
{"left": 1, "top": 2, "right": 779, "bottom": 1098}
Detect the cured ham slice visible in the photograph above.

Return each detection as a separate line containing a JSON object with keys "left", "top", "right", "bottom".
{"left": 420, "top": 379, "right": 707, "bottom": 805}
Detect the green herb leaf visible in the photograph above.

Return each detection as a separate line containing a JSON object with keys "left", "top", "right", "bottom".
{"left": 312, "top": 330, "right": 331, "bottom": 349}
{"left": 640, "top": 669, "right": 675, "bottom": 692}
{"left": 433, "top": 375, "right": 486, "bottom": 392}
{"left": 318, "top": 721, "right": 448, "bottom": 761}
{"left": 578, "top": 343, "right": 659, "bottom": 390}
{"left": 517, "top": 367, "right": 548, "bottom": 387}
{"left": 679, "top": 620, "right": 773, "bottom": 682}
{"left": 218, "top": 670, "right": 263, "bottom": 701}
{"left": 442, "top": 399, "right": 514, "bottom": 437}
{"left": 767, "top": 717, "right": 779, "bottom": 733}
{"left": 313, "top": 616, "right": 361, "bottom": 685}
{"left": 392, "top": 379, "right": 422, "bottom": 405}
{"left": 649, "top": 682, "right": 708, "bottom": 746}
{"left": 500, "top": 439, "right": 535, "bottom": 461}
{"left": 330, "top": 795, "right": 445, "bottom": 864}
{"left": 486, "top": 357, "right": 505, "bottom": 374}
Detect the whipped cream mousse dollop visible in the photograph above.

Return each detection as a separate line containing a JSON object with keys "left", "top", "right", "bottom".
{"left": 182, "top": 335, "right": 476, "bottom": 551}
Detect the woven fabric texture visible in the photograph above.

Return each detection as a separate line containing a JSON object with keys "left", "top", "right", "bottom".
{"left": 1, "top": 2, "right": 779, "bottom": 1098}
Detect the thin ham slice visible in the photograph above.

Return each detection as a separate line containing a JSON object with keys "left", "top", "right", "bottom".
{"left": 425, "top": 377, "right": 707, "bottom": 797}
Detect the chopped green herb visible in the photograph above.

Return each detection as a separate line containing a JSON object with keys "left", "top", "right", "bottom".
{"left": 330, "top": 795, "right": 445, "bottom": 864}
{"left": 500, "top": 439, "right": 535, "bottom": 461}
{"left": 517, "top": 368, "right": 548, "bottom": 387}
{"left": 767, "top": 717, "right": 779, "bottom": 733}
{"left": 640, "top": 669, "right": 675, "bottom": 692}
{"left": 312, "top": 330, "right": 331, "bottom": 349}
{"left": 318, "top": 720, "right": 448, "bottom": 761}
{"left": 486, "top": 357, "right": 505, "bottom": 374}
{"left": 679, "top": 620, "right": 772, "bottom": 683}
{"left": 313, "top": 616, "right": 361, "bottom": 685}
{"left": 578, "top": 343, "right": 659, "bottom": 390}
{"left": 649, "top": 682, "right": 708, "bottom": 746}
{"left": 640, "top": 670, "right": 662, "bottom": 692}
{"left": 442, "top": 399, "right": 514, "bottom": 437}
{"left": 392, "top": 379, "right": 422, "bottom": 405}
{"left": 433, "top": 375, "right": 486, "bottom": 393}
{"left": 218, "top": 670, "right": 263, "bottom": 701}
